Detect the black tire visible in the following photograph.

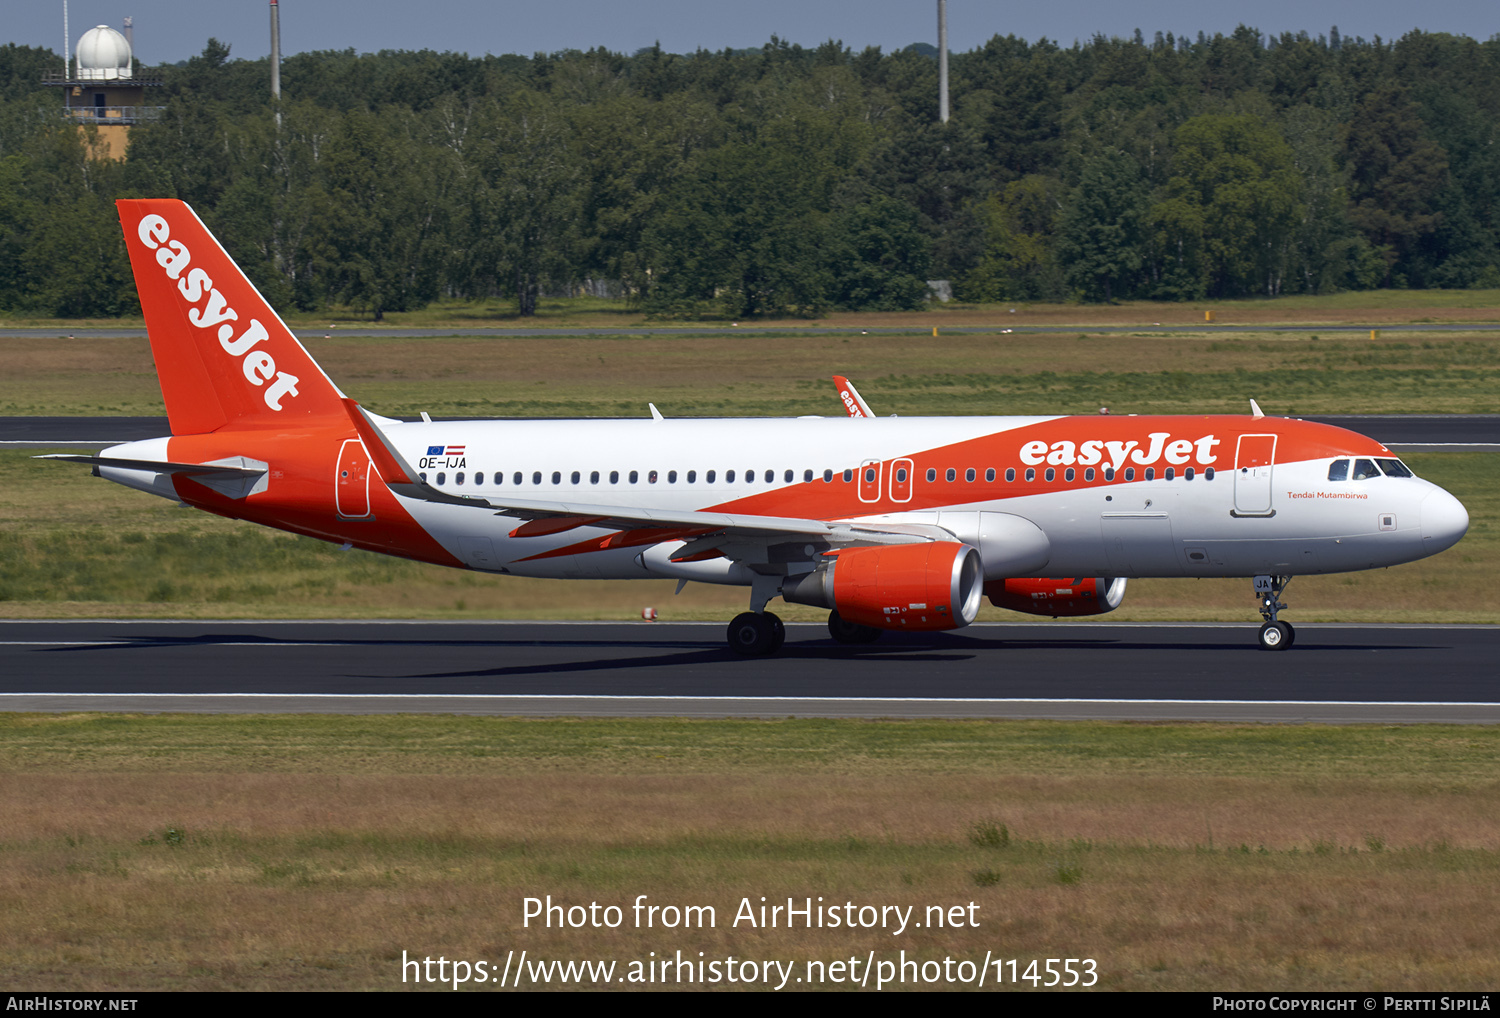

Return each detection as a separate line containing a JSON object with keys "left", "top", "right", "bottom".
{"left": 828, "top": 610, "right": 882, "bottom": 645}
{"left": 1282, "top": 621, "right": 1296, "bottom": 647}
{"left": 1258, "top": 621, "right": 1292, "bottom": 651}
{"left": 727, "top": 611, "right": 774, "bottom": 656}
{"left": 766, "top": 612, "right": 786, "bottom": 652}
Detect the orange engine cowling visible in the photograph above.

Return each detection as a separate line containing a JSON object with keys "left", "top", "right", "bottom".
{"left": 781, "top": 541, "right": 984, "bottom": 631}
{"left": 985, "top": 577, "right": 1127, "bottom": 618}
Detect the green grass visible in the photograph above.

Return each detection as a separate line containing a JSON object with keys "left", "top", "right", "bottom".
{"left": 3, "top": 714, "right": 1497, "bottom": 780}
{"left": 6, "top": 329, "right": 1500, "bottom": 417}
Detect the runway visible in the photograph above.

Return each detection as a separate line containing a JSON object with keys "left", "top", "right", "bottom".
{"left": 1, "top": 621, "right": 1496, "bottom": 722}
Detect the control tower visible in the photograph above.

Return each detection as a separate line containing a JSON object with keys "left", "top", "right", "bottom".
{"left": 42, "top": 24, "right": 164, "bottom": 159}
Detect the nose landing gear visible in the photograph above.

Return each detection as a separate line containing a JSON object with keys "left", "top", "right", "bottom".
{"left": 1253, "top": 574, "right": 1295, "bottom": 650}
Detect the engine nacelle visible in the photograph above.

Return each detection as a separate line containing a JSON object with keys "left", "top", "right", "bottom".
{"left": 985, "top": 576, "right": 1127, "bottom": 618}
{"left": 782, "top": 541, "right": 984, "bottom": 631}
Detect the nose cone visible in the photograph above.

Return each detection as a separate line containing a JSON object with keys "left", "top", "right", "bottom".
{"left": 1421, "top": 488, "right": 1469, "bottom": 555}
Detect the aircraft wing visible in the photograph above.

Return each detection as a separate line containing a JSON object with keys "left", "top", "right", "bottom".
{"left": 342, "top": 399, "right": 943, "bottom": 546}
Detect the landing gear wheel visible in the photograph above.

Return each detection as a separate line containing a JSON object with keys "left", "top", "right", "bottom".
{"left": 1258, "top": 621, "right": 1292, "bottom": 651}
{"left": 727, "top": 611, "right": 782, "bottom": 656}
{"left": 828, "top": 610, "right": 882, "bottom": 645}
{"left": 1281, "top": 621, "right": 1296, "bottom": 647}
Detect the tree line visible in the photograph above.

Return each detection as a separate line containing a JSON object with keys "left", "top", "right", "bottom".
{"left": 1, "top": 26, "right": 1498, "bottom": 318}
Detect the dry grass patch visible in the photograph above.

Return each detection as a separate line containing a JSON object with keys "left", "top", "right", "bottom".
{"left": 2, "top": 717, "right": 1498, "bottom": 990}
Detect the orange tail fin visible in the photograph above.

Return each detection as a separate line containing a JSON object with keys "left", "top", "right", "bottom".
{"left": 118, "top": 199, "right": 346, "bottom": 434}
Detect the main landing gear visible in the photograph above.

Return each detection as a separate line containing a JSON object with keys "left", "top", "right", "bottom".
{"left": 827, "top": 610, "right": 882, "bottom": 645}
{"left": 1253, "top": 574, "right": 1295, "bottom": 651}
{"left": 727, "top": 611, "right": 785, "bottom": 656}
{"left": 726, "top": 610, "right": 884, "bottom": 655}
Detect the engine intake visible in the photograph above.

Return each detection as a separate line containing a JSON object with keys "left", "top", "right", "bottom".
{"left": 985, "top": 576, "right": 1127, "bottom": 617}
{"left": 782, "top": 541, "right": 984, "bottom": 631}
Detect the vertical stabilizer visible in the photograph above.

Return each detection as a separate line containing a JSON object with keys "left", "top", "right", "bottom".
{"left": 117, "top": 199, "right": 346, "bottom": 435}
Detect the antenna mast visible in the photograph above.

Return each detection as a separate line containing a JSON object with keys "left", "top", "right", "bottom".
{"left": 270, "top": 0, "right": 282, "bottom": 125}
{"left": 937, "top": 0, "right": 949, "bottom": 123}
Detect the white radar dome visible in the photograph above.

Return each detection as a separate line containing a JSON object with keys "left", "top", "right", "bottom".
{"left": 77, "top": 25, "right": 133, "bottom": 80}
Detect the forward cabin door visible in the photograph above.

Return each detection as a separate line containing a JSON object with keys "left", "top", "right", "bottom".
{"left": 1233, "top": 434, "right": 1277, "bottom": 516}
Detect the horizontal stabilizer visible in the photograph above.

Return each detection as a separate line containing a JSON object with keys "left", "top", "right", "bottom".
{"left": 35, "top": 453, "right": 264, "bottom": 477}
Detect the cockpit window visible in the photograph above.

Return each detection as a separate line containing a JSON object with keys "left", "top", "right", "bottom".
{"left": 1352, "top": 458, "right": 1381, "bottom": 480}
{"left": 1327, "top": 459, "right": 1349, "bottom": 481}
{"left": 1376, "top": 458, "right": 1414, "bottom": 478}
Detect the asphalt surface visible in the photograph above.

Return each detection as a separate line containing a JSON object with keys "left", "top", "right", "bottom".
{"left": 5, "top": 415, "right": 1500, "bottom": 448}
{"left": 1, "top": 621, "right": 1496, "bottom": 721}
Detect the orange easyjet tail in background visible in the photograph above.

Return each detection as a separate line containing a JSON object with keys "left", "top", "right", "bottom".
{"left": 117, "top": 199, "right": 347, "bottom": 435}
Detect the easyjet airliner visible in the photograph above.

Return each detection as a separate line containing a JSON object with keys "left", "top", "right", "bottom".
{"left": 45, "top": 200, "right": 1469, "bottom": 654}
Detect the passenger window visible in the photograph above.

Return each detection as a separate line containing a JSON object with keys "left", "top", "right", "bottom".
{"left": 1376, "top": 458, "right": 1413, "bottom": 478}
{"left": 803, "top": 469, "right": 813, "bottom": 482}
{"left": 1124, "top": 468, "right": 1135, "bottom": 481}
{"left": 1104, "top": 468, "right": 1115, "bottom": 481}
{"left": 1165, "top": 467, "right": 1174, "bottom": 480}
{"left": 784, "top": 470, "right": 793, "bottom": 483}
{"left": 474, "top": 472, "right": 484, "bottom": 485}
{"left": 843, "top": 469, "right": 853, "bottom": 482}
{"left": 1025, "top": 468, "right": 1035, "bottom": 482}
{"left": 945, "top": 468, "right": 956, "bottom": 482}
{"left": 1005, "top": 468, "right": 1015, "bottom": 482}
{"left": 687, "top": 470, "right": 696, "bottom": 483}
{"left": 419, "top": 472, "right": 427, "bottom": 482}
{"left": 965, "top": 468, "right": 976, "bottom": 482}
{"left": 1184, "top": 467, "right": 1194, "bottom": 480}
{"left": 823, "top": 469, "right": 833, "bottom": 483}
{"left": 436, "top": 472, "right": 446, "bottom": 486}
{"left": 1045, "top": 468, "right": 1055, "bottom": 482}
{"left": 648, "top": 470, "right": 658, "bottom": 483}
{"left": 707, "top": 470, "right": 716, "bottom": 483}
{"left": 570, "top": 471, "right": 580, "bottom": 484}
{"left": 668, "top": 470, "right": 677, "bottom": 483}
{"left": 456, "top": 472, "right": 465, "bottom": 485}
{"left": 1205, "top": 467, "right": 1215, "bottom": 480}
{"left": 532, "top": 471, "right": 542, "bottom": 485}
{"left": 513, "top": 472, "right": 522, "bottom": 485}
{"left": 895, "top": 467, "right": 908, "bottom": 483}
{"left": 1085, "top": 468, "right": 1095, "bottom": 481}
{"left": 864, "top": 467, "right": 876, "bottom": 483}
{"left": 552, "top": 471, "right": 562, "bottom": 485}
{"left": 1327, "top": 459, "right": 1349, "bottom": 482}
{"left": 1065, "top": 468, "right": 1075, "bottom": 482}
{"left": 765, "top": 470, "right": 774, "bottom": 482}
{"left": 985, "top": 468, "right": 995, "bottom": 482}
{"left": 629, "top": 470, "right": 639, "bottom": 484}
{"left": 1352, "top": 459, "right": 1381, "bottom": 480}
{"left": 609, "top": 470, "right": 619, "bottom": 484}
{"left": 745, "top": 470, "right": 754, "bottom": 483}
{"left": 926, "top": 468, "right": 936, "bottom": 482}
{"left": 590, "top": 471, "right": 600, "bottom": 484}
{"left": 727, "top": 470, "right": 736, "bottom": 482}
{"left": 1145, "top": 468, "right": 1155, "bottom": 481}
